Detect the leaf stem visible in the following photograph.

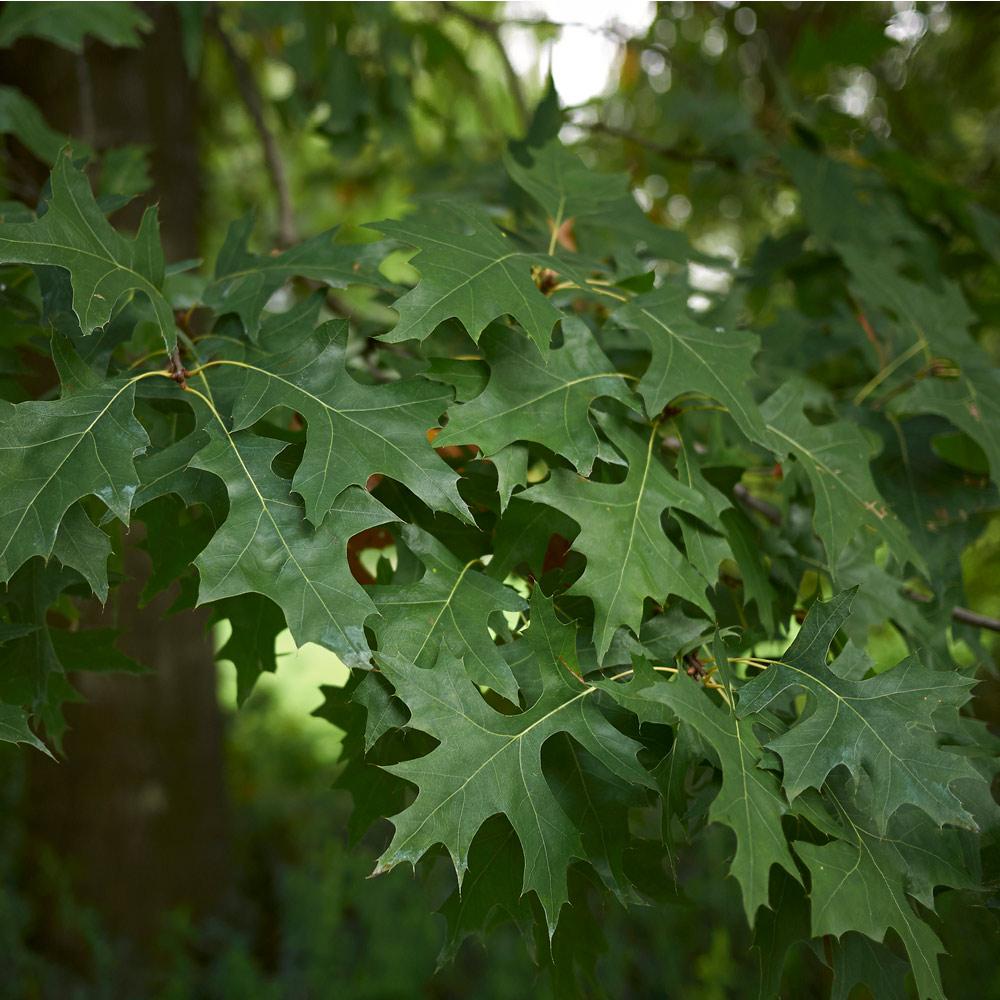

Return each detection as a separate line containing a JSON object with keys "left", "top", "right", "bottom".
{"left": 852, "top": 337, "right": 926, "bottom": 406}
{"left": 548, "top": 280, "right": 629, "bottom": 302}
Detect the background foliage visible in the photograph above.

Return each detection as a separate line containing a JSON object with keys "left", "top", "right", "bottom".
{"left": 1, "top": 2, "right": 1000, "bottom": 998}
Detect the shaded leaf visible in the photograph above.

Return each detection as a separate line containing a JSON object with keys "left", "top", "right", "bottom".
{"left": 437, "top": 316, "right": 636, "bottom": 474}
{"left": 0, "top": 151, "right": 175, "bottom": 350}
{"left": 226, "top": 317, "right": 471, "bottom": 525}
{"left": 204, "top": 213, "right": 385, "bottom": 338}
{"left": 614, "top": 283, "right": 771, "bottom": 447}
{"left": 737, "top": 591, "right": 978, "bottom": 831}
{"left": 524, "top": 412, "right": 715, "bottom": 661}
{"left": 597, "top": 652, "right": 799, "bottom": 926}
{"left": 762, "top": 382, "right": 922, "bottom": 571}
{"left": 374, "top": 594, "right": 655, "bottom": 934}
{"left": 370, "top": 525, "right": 525, "bottom": 700}
{"left": 0, "top": 362, "right": 149, "bottom": 584}
{"left": 372, "top": 203, "right": 561, "bottom": 353}
{"left": 190, "top": 421, "right": 395, "bottom": 667}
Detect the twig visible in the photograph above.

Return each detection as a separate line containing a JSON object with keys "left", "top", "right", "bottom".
{"left": 733, "top": 483, "right": 781, "bottom": 525}
{"left": 210, "top": 12, "right": 296, "bottom": 247}
{"left": 439, "top": 2, "right": 528, "bottom": 132}
{"left": 583, "top": 121, "right": 741, "bottom": 170}
{"left": 166, "top": 347, "right": 188, "bottom": 388}
{"left": 733, "top": 485, "right": 1000, "bottom": 633}
{"left": 952, "top": 607, "right": 1000, "bottom": 632}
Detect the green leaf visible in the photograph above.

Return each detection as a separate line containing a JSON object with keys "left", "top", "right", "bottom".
{"left": 671, "top": 437, "right": 734, "bottom": 586}
{"left": 374, "top": 594, "right": 655, "bottom": 934}
{"left": 204, "top": 214, "right": 385, "bottom": 339}
{"left": 0, "top": 151, "right": 176, "bottom": 350}
{"left": 893, "top": 372, "right": 1000, "bottom": 487}
{"left": 190, "top": 421, "right": 395, "bottom": 667}
{"left": 614, "top": 284, "right": 772, "bottom": 446}
{"left": 372, "top": 203, "right": 561, "bottom": 352}
{"left": 0, "top": 363, "right": 149, "bottom": 584}
{"left": 838, "top": 251, "right": 1000, "bottom": 486}
{"left": 524, "top": 412, "right": 715, "bottom": 661}
{"left": 0, "top": 702, "right": 51, "bottom": 755}
{"left": 762, "top": 381, "right": 923, "bottom": 571}
{"left": 0, "top": 2, "right": 151, "bottom": 50}
{"left": 213, "top": 594, "right": 287, "bottom": 706}
{"left": 352, "top": 670, "right": 407, "bottom": 751}
{"left": 225, "top": 317, "right": 471, "bottom": 525}
{"left": 370, "top": 525, "right": 526, "bottom": 701}
{"left": 436, "top": 316, "right": 637, "bottom": 474}
{"left": 506, "top": 139, "right": 695, "bottom": 267}
{"left": 737, "top": 591, "right": 979, "bottom": 831}
{"left": 48, "top": 502, "right": 111, "bottom": 602}
{"left": 490, "top": 443, "right": 529, "bottom": 511}
{"left": 49, "top": 627, "right": 146, "bottom": 674}
{"left": 0, "top": 623, "right": 40, "bottom": 645}
{"left": 506, "top": 141, "right": 637, "bottom": 231}
{"left": 827, "top": 934, "right": 910, "bottom": 1000}
{"left": 0, "top": 86, "right": 79, "bottom": 164}
{"left": 597, "top": 651, "right": 800, "bottom": 926}
{"left": 0, "top": 561, "right": 110, "bottom": 746}
{"left": 750, "top": 869, "right": 811, "bottom": 1000}
{"left": 437, "top": 815, "right": 530, "bottom": 964}
{"left": 793, "top": 784, "right": 961, "bottom": 1000}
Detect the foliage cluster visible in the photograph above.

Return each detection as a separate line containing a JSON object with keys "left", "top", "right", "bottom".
{"left": 1, "top": 4, "right": 999, "bottom": 997}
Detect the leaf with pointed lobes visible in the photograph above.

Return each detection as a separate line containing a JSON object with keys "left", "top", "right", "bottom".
{"left": 224, "top": 315, "right": 471, "bottom": 526}
{"left": 437, "top": 815, "right": 532, "bottom": 965}
{"left": 369, "top": 525, "right": 526, "bottom": 702}
{"left": 0, "top": 703, "right": 52, "bottom": 756}
{"left": 436, "top": 317, "right": 638, "bottom": 475}
{"left": 737, "top": 590, "right": 979, "bottom": 831}
{"left": 0, "top": 2, "right": 152, "bottom": 51}
{"left": 0, "top": 343, "right": 149, "bottom": 585}
{"left": 613, "top": 283, "right": 772, "bottom": 448}
{"left": 204, "top": 213, "right": 387, "bottom": 339}
{"left": 373, "top": 593, "right": 655, "bottom": 937}
{"left": 213, "top": 594, "right": 287, "bottom": 706}
{"left": 595, "top": 649, "right": 800, "bottom": 928}
{"left": 0, "top": 150, "right": 175, "bottom": 350}
{"left": 0, "top": 86, "right": 84, "bottom": 165}
{"left": 834, "top": 250, "right": 1000, "bottom": 493}
{"left": 370, "top": 202, "right": 563, "bottom": 354}
{"left": 51, "top": 503, "right": 112, "bottom": 603}
{"left": 893, "top": 369, "right": 1000, "bottom": 491}
{"left": 190, "top": 421, "right": 396, "bottom": 669}
{"left": 505, "top": 139, "right": 697, "bottom": 267}
{"left": 791, "top": 779, "right": 974, "bottom": 1000}
{"left": 762, "top": 381, "right": 925, "bottom": 573}
{"left": 490, "top": 443, "right": 529, "bottom": 512}
{"left": 523, "top": 411, "right": 716, "bottom": 663}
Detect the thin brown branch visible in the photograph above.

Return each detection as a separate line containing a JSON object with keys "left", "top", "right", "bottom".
{"left": 733, "top": 483, "right": 782, "bottom": 525}
{"left": 584, "top": 121, "right": 741, "bottom": 170}
{"left": 733, "top": 485, "right": 1000, "bottom": 633}
{"left": 210, "top": 12, "right": 296, "bottom": 247}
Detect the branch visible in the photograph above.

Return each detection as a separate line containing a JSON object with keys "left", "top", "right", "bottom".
{"left": 439, "top": 2, "right": 528, "bottom": 132}
{"left": 733, "top": 485, "right": 1000, "bottom": 634}
{"left": 210, "top": 13, "right": 297, "bottom": 247}
{"left": 583, "top": 121, "right": 741, "bottom": 170}
{"left": 732, "top": 483, "right": 781, "bottom": 525}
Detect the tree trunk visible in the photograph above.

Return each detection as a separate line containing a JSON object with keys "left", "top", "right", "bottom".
{"left": 2, "top": 4, "right": 231, "bottom": 961}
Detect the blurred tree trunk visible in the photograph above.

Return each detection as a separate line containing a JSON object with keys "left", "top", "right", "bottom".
{"left": 1, "top": 5, "right": 231, "bottom": 956}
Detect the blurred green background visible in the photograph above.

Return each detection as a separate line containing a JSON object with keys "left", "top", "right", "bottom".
{"left": 1, "top": 2, "right": 999, "bottom": 997}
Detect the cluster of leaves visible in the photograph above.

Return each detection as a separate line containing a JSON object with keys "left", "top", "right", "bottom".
{"left": 1, "top": 5, "right": 1000, "bottom": 998}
